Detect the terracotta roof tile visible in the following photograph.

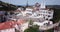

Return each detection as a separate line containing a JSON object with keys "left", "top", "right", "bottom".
{"left": 0, "top": 21, "right": 16, "bottom": 30}
{"left": 0, "top": 19, "right": 25, "bottom": 30}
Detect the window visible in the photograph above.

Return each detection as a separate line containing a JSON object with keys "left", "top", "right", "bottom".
{"left": 48, "top": 15, "right": 51, "bottom": 17}
{"left": 46, "top": 18, "right": 48, "bottom": 20}
{"left": 37, "top": 14, "right": 40, "bottom": 16}
{"left": 48, "top": 12, "right": 51, "bottom": 14}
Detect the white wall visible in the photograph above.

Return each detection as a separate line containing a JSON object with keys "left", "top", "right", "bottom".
{"left": 39, "top": 10, "right": 54, "bottom": 20}
{"left": 0, "top": 28, "right": 15, "bottom": 32}
{"left": 20, "top": 22, "right": 29, "bottom": 32}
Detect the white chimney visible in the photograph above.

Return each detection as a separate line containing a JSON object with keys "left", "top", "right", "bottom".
{"left": 40, "top": 0, "right": 46, "bottom": 8}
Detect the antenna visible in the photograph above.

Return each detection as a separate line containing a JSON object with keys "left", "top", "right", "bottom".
{"left": 26, "top": 0, "right": 28, "bottom": 7}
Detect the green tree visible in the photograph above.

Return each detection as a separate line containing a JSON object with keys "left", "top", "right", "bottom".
{"left": 29, "top": 20, "right": 33, "bottom": 25}
{"left": 44, "top": 29, "right": 54, "bottom": 32}
{"left": 24, "top": 25, "right": 39, "bottom": 32}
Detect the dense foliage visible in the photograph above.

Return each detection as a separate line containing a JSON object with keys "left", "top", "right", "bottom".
{"left": 24, "top": 25, "right": 39, "bottom": 32}
{"left": 0, "top": 1, "right": 17, "bottom": 11}
{"left": 52, "top": 9, "right": 60, "bottom": 23}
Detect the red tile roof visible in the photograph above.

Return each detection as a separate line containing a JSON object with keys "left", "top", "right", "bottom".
{"left": 0, "top": 21, "right": 16, "bottom": 30}
{"left": 0, "top": 19, "right": 25, "bottom": 30}
{"left": 17, "top": 19, "right": 25, "bottom": 25}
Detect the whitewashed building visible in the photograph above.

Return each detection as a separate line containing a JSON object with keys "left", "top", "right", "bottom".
{"left": 38, "top": 9, "right": 54, "bottom": 20}
{"left": 26, "top": 7, "right": 33, "bottom": 12}
{"left": 33, "top": 3, "right": 54, "bottom": 20}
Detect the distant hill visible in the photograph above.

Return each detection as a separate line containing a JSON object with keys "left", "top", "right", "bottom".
{"left": 46, "top": 5, "right": 60, "bottom": 9}
{"left": 0, "top": 0, "right": 60, "bottom": 11}
{"left": 16, "top": 5, "right": 60, "bottom": 8}
{"left": 0, "top": 1, "right": 18, "bottom": 11}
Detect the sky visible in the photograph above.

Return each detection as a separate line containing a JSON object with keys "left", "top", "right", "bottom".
{"left": 0, "top": 0, "right": 60, "bottom": 5}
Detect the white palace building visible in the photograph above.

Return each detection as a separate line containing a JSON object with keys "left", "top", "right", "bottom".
{"left": 0, "top": 2, "right": 54, "bottom": 32}
{"left": 0, "top": 3, "right": 54, "bottom": 32}
{"left": 17, "top": 3, "right": 54, "bottom": 21}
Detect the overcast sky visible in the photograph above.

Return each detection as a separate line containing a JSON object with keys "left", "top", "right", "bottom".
{"left": 0, "top": 0, "right": 60, "bottom": 5}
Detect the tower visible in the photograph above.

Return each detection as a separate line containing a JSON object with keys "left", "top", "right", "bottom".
{"left": 26, "top": 0, "right": 29, "bottom": 7}
{"left": 34, "top": 3, "right": 41, "bottom": 11}
{"left": 40, "top": 0, "right": 46, "bottom": 8}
